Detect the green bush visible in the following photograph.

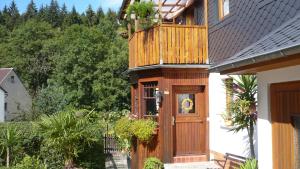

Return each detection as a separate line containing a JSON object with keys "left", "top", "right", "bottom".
{"left": 14, "top": 155, "right": 46, "bottom": 169}
{"left": 239, "top": 159, "right": 258, "bottom": 169}
{"left": 131, "top": 119, "right": 157, "bottom": 143}
{"left": 115, "top": 117, "right": 133, "bottom": 140}
{"left": 75, "top": 142, "right": 105, "bottom": 169}
{"left": 144, "top": 157, "right": 164, "bottom": 169}
{"left": 0, "top": 122, "right": 37, "bottom": 167}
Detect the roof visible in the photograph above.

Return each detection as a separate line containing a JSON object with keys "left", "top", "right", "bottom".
{"left": 0, "top": 86, "right": 7, "bottom": 93}
{"left": 210, "top": 13, "right": 300, "bottom": 72}
{"left": 0, "top": 68, "right": 13, "bottom": 84}
{"left": 119, "top": 0, "right": 194, "bottom": 20}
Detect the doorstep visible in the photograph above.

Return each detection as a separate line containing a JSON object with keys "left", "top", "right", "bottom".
{"left": 164, "top": 162, "right": 221, "bottom": 169}
{"left": 173, "top": 155, "right": 208, "bottom": 163}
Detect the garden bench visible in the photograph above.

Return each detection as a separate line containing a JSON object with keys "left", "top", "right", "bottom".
{"left": 222, "top": 153, "right": 247, "bottom": 169}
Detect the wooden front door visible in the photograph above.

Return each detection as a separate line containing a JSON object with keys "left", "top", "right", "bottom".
{"left": 271, "top": 81, "right": 300, "bottom": 169}
{"left": 173, "top": 86, "right": 206, "bottom": 156}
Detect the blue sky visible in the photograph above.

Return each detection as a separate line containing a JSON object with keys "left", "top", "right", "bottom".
{"left": 0, "top": 0, "right": 123, "bottom": 14}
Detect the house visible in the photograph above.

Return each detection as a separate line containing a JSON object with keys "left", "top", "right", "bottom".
{"left": 120, "top": 0, "right": 300, "bottom": 168}
{"left": 0, "top": 68, "right": 32, "bottom": 121}
{"left": 210, "top": 1, "right": 300, "bottom": 169}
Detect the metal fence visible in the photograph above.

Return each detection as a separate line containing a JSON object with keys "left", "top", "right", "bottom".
{"left": 104, "top": 134, "right": 121, "bottom": 154}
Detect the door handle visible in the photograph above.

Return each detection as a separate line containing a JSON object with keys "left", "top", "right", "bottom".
{"left": 172, "top": 116, "right": 175, "bottom": 126}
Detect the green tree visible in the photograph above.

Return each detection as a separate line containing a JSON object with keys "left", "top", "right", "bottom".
{"left": 34, "top": 109, "right": 102, "bottom": 168}
{"left": 0, "top": 126, "right": 20, "bottom": 167}
{"left": 50, "top": 25, "right": 109, "bottom": 108}
{"left": 7, "top": 0, "right": 20, "bottom": 30}
{"left": 0, "top": 20, "right": 56, "bottom": 96}
{"left": 93, "top": 36, "right": 130, "bottom": 111}
{"left": 63, "top": 6, "right": 82, "bottom": 26}
{"left": 230, "top": 75, "right": 257, "bottom": 158}
{"left": 46, "top": 0, "right": 60, "bottom": 27}
{"left": 85, "top": 5, "right": 97, "bottom": 27}
{"left": 24, "top": 0, "right": 37, "bottom": 21}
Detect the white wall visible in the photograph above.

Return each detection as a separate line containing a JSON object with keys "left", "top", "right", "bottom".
{"left": 257, "top": 65, "right": 300, "bottom": 169}
{"left": 1, "top": 70, "right": 32, "bottom": 121}
{"left": 0, "top": 89, "right": 5, "bottom": 122}
{"left": 209, "top": 73, "right": 257, "bottom": 158}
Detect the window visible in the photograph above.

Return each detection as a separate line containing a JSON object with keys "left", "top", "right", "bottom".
{"left": 225, "top": 78, "right": 234, "bottom": 112}
{"left": 10, "top": 76, "right": 14, "bottom": 83}
{"left": 142, "top": 82, "right": 158, "bottom": 116}
{"left": 4, "top": 103, "right": 7, "bottom": 112}
{"left": 219, "top": 0, "right": 230, "bottom": 20}
{"left": 177, "top": 94, "right": 195, "bottom": 114}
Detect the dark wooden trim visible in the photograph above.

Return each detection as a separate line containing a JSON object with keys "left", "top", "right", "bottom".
{"left": 221, "top": 54, "right": 300, "bottom": 74}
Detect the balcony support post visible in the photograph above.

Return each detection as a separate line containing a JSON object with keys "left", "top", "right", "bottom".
{"left": 128, "top": 23, "right": 132, "bottom": 39}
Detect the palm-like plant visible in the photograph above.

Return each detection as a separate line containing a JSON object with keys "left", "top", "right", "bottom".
{"left": 34, "top": 109, "right": 102, "bottom": 169}
{"left": 230, "top": 75, "right": 257, "bottom": 158}
{"left": 0, "top": 126, "right": 20, "bottom": 167}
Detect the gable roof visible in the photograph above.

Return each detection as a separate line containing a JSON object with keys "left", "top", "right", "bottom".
{"left": 0, "top": 68, "right": 13, "bottom": 84}
{"left": 0, "top": 86, "right": 7, "bottom": 93}
{"left": 210, "top": 13, "right": 300, "bottom": 73}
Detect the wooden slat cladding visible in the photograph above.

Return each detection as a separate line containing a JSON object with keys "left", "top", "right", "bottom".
{"left": 128, "top": 25, "right": 208, "bottom": 68}
{"left": 130, "top": 69, "right": 209, "bottom": 168}
{"left": 271, "top": 81, "right": 300, "bottom": 169}
{"left": 161, "top": 69, "right": 209, "bottom": 162}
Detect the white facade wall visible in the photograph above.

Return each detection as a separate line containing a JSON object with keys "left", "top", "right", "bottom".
{"left": 1, "top": 70, "right": 32, "bottom": 121}
{"left": 209, "top": 73, "right": 258, "bottom": 158}
{"left": 0, "top": 89, "right": 5, "bottom": 122}
{"left": 257, "top": 65, "right": 300, "bottom": 169}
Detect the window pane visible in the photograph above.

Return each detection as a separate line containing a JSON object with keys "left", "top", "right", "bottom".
{"left": 178, "top": 94, "right": 195, "bottom": 114}
{"left": 223, "top": 0, "right": 230, "bottom": 16}
{"left": 145, "top": 99, "right": 157, "bottom": 116}
{"left": 294, "top": 117, "right": 300, "bottom": 168}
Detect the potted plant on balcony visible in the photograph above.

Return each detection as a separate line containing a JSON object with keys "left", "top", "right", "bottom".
{"left": 126, "top": 1, "right": 156, "bottom": 31}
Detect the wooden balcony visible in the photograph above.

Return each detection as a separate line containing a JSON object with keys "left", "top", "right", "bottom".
{"left": 128, "top": 24, "right": 208, "bottom": 69}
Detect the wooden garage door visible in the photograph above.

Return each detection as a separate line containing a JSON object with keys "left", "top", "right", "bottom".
{"left": 271, "top": 81, "right": 300, "bottom": 169}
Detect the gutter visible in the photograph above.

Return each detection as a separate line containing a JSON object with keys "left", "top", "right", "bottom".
{"left": 126, "top": 64, "right": 211, "bottom": 74}
{"left": 209, "top": 42, "right": 300, "bottom": 73}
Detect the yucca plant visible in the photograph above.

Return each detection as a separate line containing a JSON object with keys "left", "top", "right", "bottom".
{"left": 239, "top": 159, "right": 258, "bottom": 169}
{"left": 34, "top": 109, "right": 102, "bottom": 169}
{"left": 0, "top": 126, "right": 20, "bottom": 168}
{"left": 230, "top": 75, "right": 257, "bottom": 158}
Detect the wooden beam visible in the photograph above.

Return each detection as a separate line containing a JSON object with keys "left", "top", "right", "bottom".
{"left": 221, "top": 54, "right": 300, "bottom": 75}
{"left": 164, "top": 0, "right": 182, "bottom": 18}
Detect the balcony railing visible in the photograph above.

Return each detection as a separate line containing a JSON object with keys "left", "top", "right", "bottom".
{"left": 128, "top": 24, "right": 208, "bottom": 69}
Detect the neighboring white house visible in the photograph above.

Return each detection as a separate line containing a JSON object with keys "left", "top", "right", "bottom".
{"left": 0, "top": 68, "right": 32, "bottom": 121}
{"left": 0, "top": 87, "right": 6, "bottom": 122}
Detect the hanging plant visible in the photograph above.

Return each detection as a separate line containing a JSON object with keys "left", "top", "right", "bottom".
{"left": 126, "top": 1, "right": 157, "bottom": 30}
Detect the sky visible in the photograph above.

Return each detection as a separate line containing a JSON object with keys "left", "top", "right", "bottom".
{"left": 0, "top": 0, "right": 123, "bottom": 14}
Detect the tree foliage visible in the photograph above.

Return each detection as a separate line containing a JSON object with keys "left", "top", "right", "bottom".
{"left": 229, "top": 75, "right": 257, "bottom": 158}
{"left": 0, "top": 2, "right": 130, "bottom": 114}
{"left": 34, "top": 109, "right": 103, "bottom": 168}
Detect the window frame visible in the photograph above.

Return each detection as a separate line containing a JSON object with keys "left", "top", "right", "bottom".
{"left": 141, "top": 81, "right": 158, "bottom": 118}
{"left": 218, "top": 0, "right": 230, "bottom": 20}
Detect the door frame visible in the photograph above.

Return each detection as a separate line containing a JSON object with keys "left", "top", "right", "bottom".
{"left": 172, "top": 85, "right": 208, "bottom": 157}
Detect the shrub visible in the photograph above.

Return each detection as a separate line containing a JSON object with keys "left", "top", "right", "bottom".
{"left": 0, "top": 122, "right": 36, "bottom": 167}
{"left": 239, "top": 159, "right": 258, "bottom": 169}
{"left": 131, "top": 119, "right": 157, "bottom": 143}
{"left": 144, "top": 157, "right": 164, "bottom": 169}
{"left": 33, "top": 109, "right": 103, "bottom": 168}
{"left": 115, "top": 117, "right": 133, "bottom": 141}
{"left": 14, "top": 155, "right": 46, "bottom": 169}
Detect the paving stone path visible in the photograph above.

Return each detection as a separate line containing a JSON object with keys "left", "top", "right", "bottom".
{"left": 164, "top": 162, "right": 222, "bottom": 169}
{"left": 105, "top": 152, "right": 130, "bottom": 169}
